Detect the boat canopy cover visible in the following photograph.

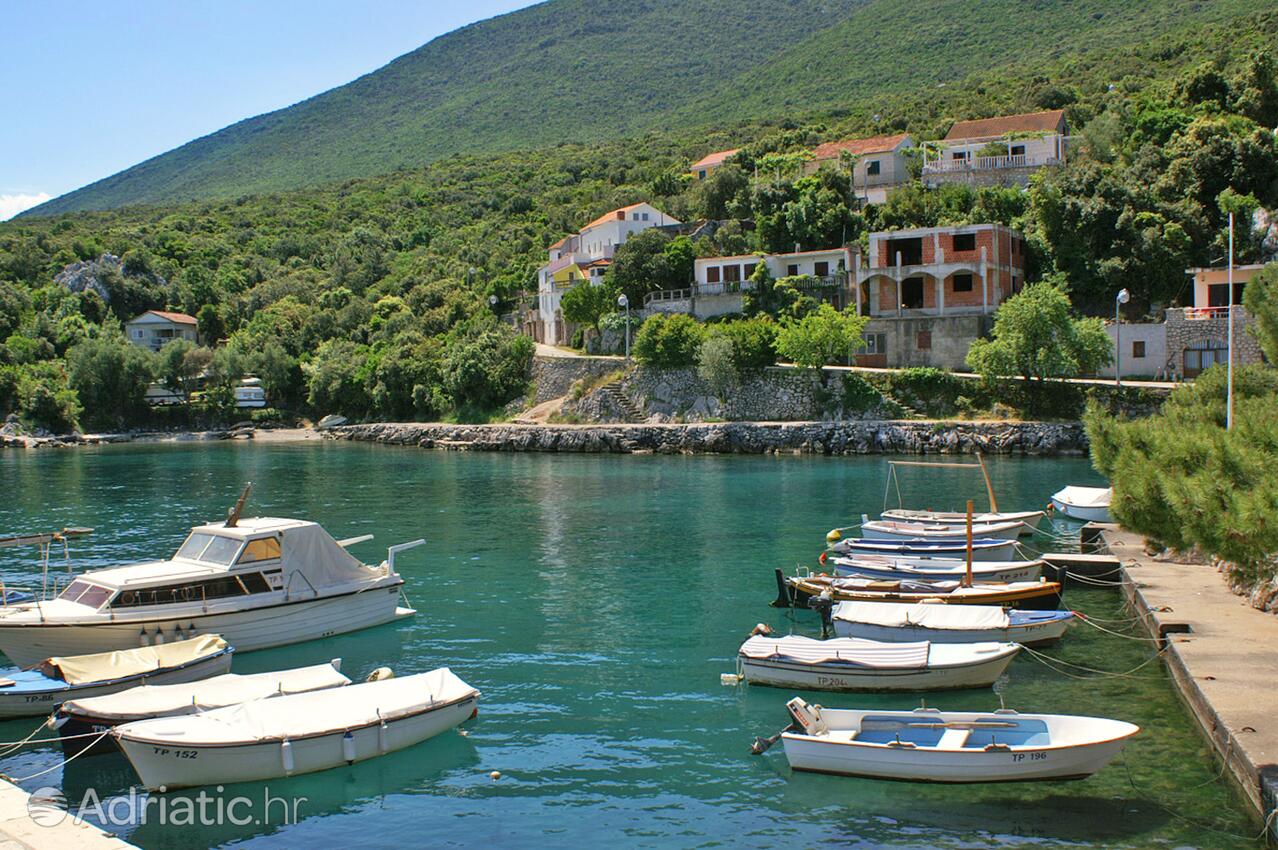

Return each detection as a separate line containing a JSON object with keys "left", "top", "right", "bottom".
{"left": 738, "top": 635, "right": 930, "bottom": 668}
{"left": 1052, "top": 486, "right": 1111, "bottom": 508}
{"left": 40, "top": 635, "right": 228, "bottom": 685}
{"left": 116, "top": 667, "right": 478, "bottom": 745}
{"left": 832, "top": 601, "right": 1010, "bottom": 630}
{"left": 273, "top": 522, "right": 375, "bottom": 589}
{"left": 62, "top": 661, "right": 351, "bottom": 721}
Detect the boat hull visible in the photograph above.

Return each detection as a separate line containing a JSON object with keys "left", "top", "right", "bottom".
{"left": 785, "top": 579, "right": 1062, "bottom": 611}
{"left": 0, "top": 650, "right": 233, "bottom": 719}
{"left": 832, "top": 561, "right": 1042, "bottom": 584}
{"left": 740, "top": 651, "right": 1016, "bottom": 692}
{"left": 832, "top": 540, "right": 1019, "bottom": 562}
{"left": 781, "top": 734, "right": 1129, "bottom": 782}
{"left": 0, "top": 586, "right": 409, "bottom": 668}
{"left": 881, "top": 510, "right": 1045, "bottom": 535}
{"left": 1050, "top": 498, "right": 1111, "bottom": 523}
{"left": 117, "top": 693, "right": 478, "bottom": 790}
{"left": 861, "top": 523, "right": 1024, "bottom": 542}
{"left": 832, "top": 617, "right": 1071, "bottom": 647}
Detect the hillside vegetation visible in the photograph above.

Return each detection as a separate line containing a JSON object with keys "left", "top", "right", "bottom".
{"left": 1, "top": 12, "right": 1275, "bottom": 433}
{"left": 29, "top": 0, "right": 1268, "bottom": 214}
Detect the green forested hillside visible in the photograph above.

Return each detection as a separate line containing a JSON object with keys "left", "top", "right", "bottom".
{"left": 28, "top": 0, "right": 1266, "bottom": 214}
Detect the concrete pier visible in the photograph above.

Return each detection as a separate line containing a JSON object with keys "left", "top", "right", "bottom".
{"left": 0, "top": 778, "right": 136, "bottom": 848}
{"left": 1104, "top": 526, "right": 1278, "bottom": 841}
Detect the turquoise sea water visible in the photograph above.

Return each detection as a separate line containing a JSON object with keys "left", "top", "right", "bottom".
{"left": 0, "top": 443, "right": 1261, "bottom": 849}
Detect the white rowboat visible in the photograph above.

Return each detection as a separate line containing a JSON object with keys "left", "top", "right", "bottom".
{"left": 882, "top": 509, "right": 1046, "bottom": 534}
{"left": 830, "top": 555, "right": 1044, "bottom": 584}
{"left": 828, "top": 537, "right": 1019, "bottom": 562}
{"left": 860, "top": 519, "right": 1026, "bottom": 542}
{"left": 832, "top": 601, "right": 1075, "bottom": 647}
{"left": 781, "top": 700, "right": 1139, "bottom": 782}
{"left": 738, "top": 635, "right": 1019, "bottom": 692}
{"left": 1050, "top": 486, "right": 1112, "bottom": 523}
{"left": 115, "top": 667, "right": 479, "bottom": 790}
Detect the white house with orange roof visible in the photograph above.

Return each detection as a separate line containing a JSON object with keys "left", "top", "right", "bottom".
{"left": 125, "top": 310, "right": 199, "bottom": 351}
{"left": 804, "top": 133, "right": 914, "bottom": 204}
{"left": 690, "top": 148, "right": 740, "bottom": 180}
{"left": 535, "top": 202, "right": 679, "bottom": 344}
{"left": 922, "top": 109, "right": 1069, "bottom": 186}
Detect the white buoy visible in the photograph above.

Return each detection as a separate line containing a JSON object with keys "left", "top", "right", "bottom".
{"left": 342, "top": 731, "right": 356, "bottom": 764}
{"left": 489, "top": 771, "right": 501, "bottom": 781}
{"left": 281, "top": 739, "right": 294, "bottom": 774}
{"left": 366, "top": 667, "right": 394, "bottom": 682}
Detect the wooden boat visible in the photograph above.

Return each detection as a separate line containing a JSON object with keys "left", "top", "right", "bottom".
{"left": 832, "top": 601, "right": 1075, "bottom": 647}
{"left": 54, "top": 659, "right": 351, "bottom": 757}
{"left": 0, "top": 490, "right": 420, "bottom": 667}
{"left": 827, "top": 554, "right": 1043, "bottom": 584}
{"left": 1051, "top": 486, "right": 1112, "bottom": 523}
{"left": 778, "top": 572, "right": 1063, "bottom": 610}
{"left": 780, "top": 700, "right": 1139, "bottom": 782}
{"left": 737, "top": 635, "right": 1019, "bottom": 692}
{"left": 0, "top": 635, "right": 232, "bottom": 719}
{"left": 881, "top": 509, "right": 1045, "bottom": 535}
{"left": 827, "top": 537, "right": 1019, "bottom": 562}
{"left": 860, "top": 519, "right": 1026, "bottom": 542}
{"left": 115, "top": 667, "right": 480, "bottom": 790}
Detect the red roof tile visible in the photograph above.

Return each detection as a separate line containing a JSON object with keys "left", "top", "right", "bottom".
{"left": 138, "top": 310, "right": 197, "bottom": 325}
{"left": 811, "top": 133, "right": 911, "bottom": 161}
{"left": 944, "top": 109, "right": 1066, "bottom": 141}
{"left": 691, "top": 148, "right": 740, "bottom": 169}
{"left": 583, "top": 203, "right": 647, "bottom": 230}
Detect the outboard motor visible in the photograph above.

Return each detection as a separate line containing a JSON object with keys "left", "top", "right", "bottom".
{"left": 807, "top": 592, "right": 835, "bottom": 638}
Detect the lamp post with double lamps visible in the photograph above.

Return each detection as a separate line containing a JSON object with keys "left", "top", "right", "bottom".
{"left": 1114, "top": 288, "right": 1130, "bottom": 387}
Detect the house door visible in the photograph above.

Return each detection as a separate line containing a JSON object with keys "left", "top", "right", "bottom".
{"left": 1183, "top": 339, "right": 1227, "bottom": 378}
{"left": 901, "top": 277, "right": 925, "bottom": 310}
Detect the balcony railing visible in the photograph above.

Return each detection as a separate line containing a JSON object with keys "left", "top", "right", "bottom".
{"left": 1180, "top": 306, "right": 1233, "bottom": 321}
{"left": 923, "top": 154, "right": 1062, "bottom": 174}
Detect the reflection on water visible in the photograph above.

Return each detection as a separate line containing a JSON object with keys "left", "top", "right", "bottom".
{"left": 0, "top": 443, "right": 1260, "bottom": 849}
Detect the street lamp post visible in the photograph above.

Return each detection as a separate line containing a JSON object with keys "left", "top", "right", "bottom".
{"left": 617, "top": 294, "right": 630, "bottom": 360}
{"left": 1114, "top": 288, "right": 1130, "bottom": 387}
{"left": 1227, "top": 212, "right": 1235, "bottom": 431}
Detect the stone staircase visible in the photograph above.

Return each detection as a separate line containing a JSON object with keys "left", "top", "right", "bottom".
{"left": 599, "top": 380, "right": 644, "bottom": 423}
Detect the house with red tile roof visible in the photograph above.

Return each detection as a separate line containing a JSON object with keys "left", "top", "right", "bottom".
{"left": 689, "top": 148, "right": 740, "bottom": 180}
{"left": 923, "top": 109, "right": 1069, "bottom": 186}
{"left": 803, "top": 133, "right": 914, "bottom": 204}
{"left": 125, "top": 310, "right": 199, "bottom": 351}
{"left": 535, "top": 203, "right": 679, "bottom": 344}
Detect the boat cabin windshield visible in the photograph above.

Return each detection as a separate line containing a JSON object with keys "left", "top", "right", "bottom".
{"left": 176, "top": 532, "right": 242, "bottom": 565}
{"left": 58, "top": 579, "right": 113, "bottom": 610}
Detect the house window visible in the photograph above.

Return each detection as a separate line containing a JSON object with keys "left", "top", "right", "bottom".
{"left": 642, "top": 213, "right": 650, "bottom": 221}
{"left": 862, "top": 333, "right": 886, "bottom": 354}
{"left": 1184, "top": 339, "right": 1227, "bottom": 377}
{"left": 886, "top": 237, "right": 923, "bottom": 266}
{"left": 724, "top": 264, "right": 741, "bottom": 283}
{"left": 952, "top": 273, "right": 974, "bottom": 292}
{"left": 632, "top": 213, "right": 639, "bottom": 220}
{"left": 952, "top": 151, "right": 968, "bottom": 161}
{"left": 1132, "top": 340, "right": 1146, "bottom": 359}
{"left": 698, "top": 170, "right": 707, "bottom": 179}
{"left": 1010, "top": 144, "right": 1026, "bottom": 157}
{"left": 743, "top": 262, "right": 758, "bottom": 279}
{"left": 1207, "top": 283, "right": 1246, "bottom": 307}
{"left": 706, "top": 266, "right": 721, "bottom": 284}
{"left": 917, "top": 331, "right": 932, "bottom": 350}
{"left": 952, "top": 234, "right": 976, "bottom": 252}
{"left": 814, "top": 262, "right": 830, "bottom": 277}
{"left": 865, "top": 160, "right": 881, "bottom": 176}
{"left": 787, "top": 264, "right": 799, "bottom": 276}
{"left": 902, "top": 277, "right": 925, "bottom": 309}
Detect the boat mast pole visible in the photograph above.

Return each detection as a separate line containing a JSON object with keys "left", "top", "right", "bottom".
{"left": 976, "top": 452, "right": 997, "bottom": 513}
{"left": 963, "top": 500, "right": 974, "bottom": 588}
{"left": 225, "top": 482, "right": 253, "bottom": 528}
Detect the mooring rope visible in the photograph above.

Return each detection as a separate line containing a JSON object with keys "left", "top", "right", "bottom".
{"left": 1120, "top": 748, "right": 1278, "bottom": 841}
{"left": 0, "top": 724, "right": 116, "bottom": 757}
{"left": 1072, "top": 612, "right": 1166, "bottom": 642}
{"left": 1019, "top": 643, "right": 1167, "bottom": 679}
{"left": 2, "top": 729, "right": 112, "bottom": 783}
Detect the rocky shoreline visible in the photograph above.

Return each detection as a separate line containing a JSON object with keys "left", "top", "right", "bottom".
{"left": 325, "top": 420, "right": 1088, "bottom": 455}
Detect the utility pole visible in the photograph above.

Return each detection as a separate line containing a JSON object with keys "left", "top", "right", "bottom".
{"left": 1227, "top": 212, "right": 1235, "bottom": 431}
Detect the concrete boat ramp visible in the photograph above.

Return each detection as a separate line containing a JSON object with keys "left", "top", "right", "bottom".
{"left": 1100, "top": 526, "right": 1278, "bottom": 841}
{"left": 0, "top": 778, "right": 136, "bottom": 849}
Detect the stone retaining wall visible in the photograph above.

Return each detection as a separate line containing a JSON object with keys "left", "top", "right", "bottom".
{"left": 530, "top": 355, "right": 623, "bottom": 404}
{"left": 327, "top": 420, "right": 1086, "bottom": 455}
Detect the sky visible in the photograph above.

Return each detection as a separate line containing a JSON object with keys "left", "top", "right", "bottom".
{"left": 0, "top": 0, "right": 538, "bottom": 219}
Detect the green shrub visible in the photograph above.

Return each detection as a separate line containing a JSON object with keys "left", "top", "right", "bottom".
{"left": 841, "top": 374, "right": 882, "bottom": 413}
{"left": 634, "top": 313, "right": 705, "bottom": 368}
{"left": 707, "top": 316, "right": 778, "bottom": 369}
{"left": 250, "top": 407, "right": 286, "bottom": 424}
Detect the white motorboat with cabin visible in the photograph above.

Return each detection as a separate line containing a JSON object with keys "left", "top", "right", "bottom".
{"left": 54, "top": 658, "right": 352, "bottom": 756}
{"left": 115, "top": 667, "right": 479, "bottom": 790}
{"left": 1050, "top": 486, "right": 1113, "bottom": 523}
{"left": 737, "top": 635, "right": 1019, "bottom": 692}
{"left": 0, "top": 635, "right": 232, "bottom": 719}
{"left": 780, "top": 700, "right": 1139, "bottom": 782}
{"left": 826, "top": 553, "right": 1044, "bottom": 584}
{"left": 0, "top": 492, "right": 420, "bottom": 667}
{"left": 832, "top": 601, "right": 1075, "bottom": 646}
{"left": 860, "top": 518, "right": 1026, "bottom": 542}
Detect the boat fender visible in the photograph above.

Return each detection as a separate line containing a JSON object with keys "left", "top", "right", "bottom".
{"left": 139, "top": 629, "right": 151, "bottom": 647}
{"left": 281, "top": 739, "right": 295, "bottom": 774}
{"left": 825, "top": 529, "right": 842, "bottom": 544}
{"left": 378, "top": 720, "right": 389, "bottom": 754}
{"left": 46, "top": 713, "right": 66, "bottom": 730}
{"left": 330, "top": 658, "right": 342, "bottom": 672}
{"left": 342, "top": 731, "right": 356, "bottom": 765}
{"left": 818, "top": 551, "right": 827, "bottom": 565}
{"left": 366, "top": 667, "right": 395, "bottom": 682}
